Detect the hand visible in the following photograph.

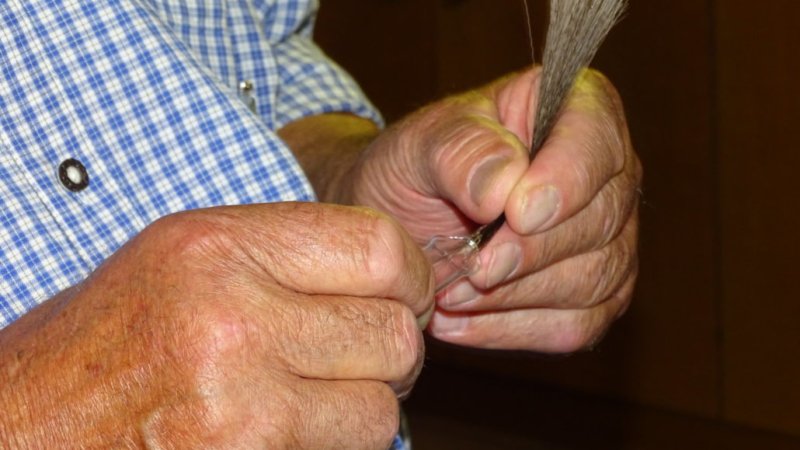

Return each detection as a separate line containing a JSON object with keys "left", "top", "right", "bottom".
{"left": 0, "top": 203, "right": 433, "bottom": 448}
{"left": 350, "top": 67, "right": 642, "bottom": 353}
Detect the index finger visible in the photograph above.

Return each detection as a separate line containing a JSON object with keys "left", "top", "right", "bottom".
{"left": 505, "top": 69, "right": 631, "bottom": 236}
{"left": 191, "top": 202, "right": 435, "bottom": 317}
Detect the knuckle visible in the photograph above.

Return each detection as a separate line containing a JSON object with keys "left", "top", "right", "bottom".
{"left": 553, "top": 313, "right": 605, "bottom": 353}
{"left": 596, "top": 117, "right": 626, "bottom": 177}
{"left": 583, "top": 68, "right": 623, "bottom": 110}
{"left": 196, "top": 306, "right": 251, "bottom": 358}
{"left": 358, "top": 209, "right": 409, "bottom": 291}
{"left": 570, "top": 151, "right": 597, "bottom": 197}
{"left": 621, "top": 150, "right": 643, "bottom": 201}
{"left": 616, "top": 216, "right": 640, "bottom": 270}
{"left": 614, "top": 272, "right": 639, "bottom": 320}
{"left": 449, "top": 116, "right": 520, "bottom": 157}
{"left": 583, "top": 249, "right": 615, "bottom": 307}
{"left": 580, "top": 69, "right": 628, "bottom": 175}
{"left": 600, "top": 189, "right": 626, "bottom": 244}
{"left": 352, "top": 301, "right": 424, "bottom": 382}
{"left": 299, "top": 382, "right": 399, "bottom": 450}
{"left": 385, "top": 303, "right": 424, "bottom": 380}
{"left": 590, "top": 176, "right": 636, "bottom": 249}
{"left": 140, "top": 308, "right": 258, "bottom": 443}
{"left": 176, "top": 304, "right": 251, "bottom": 373}
{"left": 583, "top": 230, "right": 637, "bottom": 308}
{"left": 143, "top": 211, "right": 233, "bottom": 264}
{"left": 365, "top": 384, "right": 402, "bottom": 449}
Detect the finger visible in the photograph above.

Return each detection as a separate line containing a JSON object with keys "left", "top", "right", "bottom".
{"left": 269, "top": 378, "right": 400, "bottom": 450}
{"left": 266, "top": 294, "right": 424, "bottom": 393}
{"left": 471, "top": 167, "right": 639, "bottom": 289}
{"left": 423, "top": 67, "right": 540, "bottom": 224}
{"left": 426, "top": 110, "right": 531, "bottom": 224}
{"left": 186, "top": 202, "right": 435, "bottom": 317}
{"left": 428, "top": 272, "right": 637, "bottom": 353}
{"left": 356, "top": 68, "right": 539, "bottom": 233}
{"left": 505, "top": 69, "right": 633, "bottom": 235}
{"left": 440, "top": 211, "right": 638, "bottom": 311}
{"left": 489, "top": 66, "right": 541, "bottom": 145}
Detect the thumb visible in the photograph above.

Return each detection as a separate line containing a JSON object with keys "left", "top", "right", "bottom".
{"left": 415, "top": 68, "right": 541, "bottom": 223}
{"left": 424, "top": 101, "right": 530, "bottom": 224}
{"left": 351, "top": 69, "right": 537, "bottom": 237}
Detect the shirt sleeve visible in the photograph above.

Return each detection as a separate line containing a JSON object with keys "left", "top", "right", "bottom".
{"left": 263, "top": 0, "right": 384, "bottom": 129}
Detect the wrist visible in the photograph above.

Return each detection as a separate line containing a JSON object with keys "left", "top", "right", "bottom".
{"left": 0, "top": 289, "right": 132, "bottom": 447}
{"left": 277, "top": 113, "right": 379, "bottom": 204}
{"left": 0, "top": 319, "right": 50, "bottom": 447}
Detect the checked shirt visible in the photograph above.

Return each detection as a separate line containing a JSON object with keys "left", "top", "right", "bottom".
{"left": 0, "top": 0, "right": 381, "bottom": 326}
{"left": 0, "top": 2, "right": 411, "bottom": 447}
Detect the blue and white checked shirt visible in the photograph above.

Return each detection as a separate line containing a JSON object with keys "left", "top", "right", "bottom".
{"left": 0, "top": 1, "right": 413, "bottom": 448}
{"left": 0, "top": 0, "right": 383, "bottom": 325}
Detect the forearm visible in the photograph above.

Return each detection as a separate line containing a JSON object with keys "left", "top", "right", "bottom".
{"left": 277, "top": 113, "right": 380, "bottom": 204}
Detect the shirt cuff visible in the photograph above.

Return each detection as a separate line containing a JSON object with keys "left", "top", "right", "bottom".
{"left": 271, "top": 35, "right": 384, "bottom": 130}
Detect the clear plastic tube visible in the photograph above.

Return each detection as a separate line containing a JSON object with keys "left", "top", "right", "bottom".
{"left": 423, "top": 234, "right": 481, "bottom": 294}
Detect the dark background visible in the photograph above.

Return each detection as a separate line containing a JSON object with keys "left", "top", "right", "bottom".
{"left": 315, "top": 1, "right": 800, "bottom": 448}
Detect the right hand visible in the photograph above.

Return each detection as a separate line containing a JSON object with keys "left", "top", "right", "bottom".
{"left": 0, "top": 203, "right": 433, "bottom": 449}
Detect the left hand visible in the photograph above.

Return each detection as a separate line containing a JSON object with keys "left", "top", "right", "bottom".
{"left": 350, "top": 67, "right": 642, "bottom": 353}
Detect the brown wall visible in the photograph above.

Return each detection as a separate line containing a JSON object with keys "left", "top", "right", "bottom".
{"left": 315, "top": 0, "right": 800, "bottom": 439}
{"left": 716, "top": 0, "right": 800, "bottom": 434}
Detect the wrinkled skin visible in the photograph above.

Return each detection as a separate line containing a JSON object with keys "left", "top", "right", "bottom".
{"left": 0, "top": 65, "right": 640, "bottom": 447}
{"left": 0, "top": 203, "right": 433, "bottom": 448}
{"left": 349, "top": 67, "right": 642, "bottom": 352}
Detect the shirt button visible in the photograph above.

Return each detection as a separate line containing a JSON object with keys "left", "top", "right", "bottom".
{"left": 58, "top": 158, "right": 90, "bottom": 192}
{"left": 238, "top": 80, "right": 257, "bottom": 113}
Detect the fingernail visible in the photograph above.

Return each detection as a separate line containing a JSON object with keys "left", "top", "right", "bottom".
{"left": 520, "top": 185, "right": 560, "bottom": 233}
{"left": 389, "top": 380, "right": 415, "bottom": 400}
{"left": 389, "top": 381, "right": 414, "bottom": 401}
{"left": 469, "top": 156, "right": 509, "bottom": 206}
{"left": 431, "top": 311, "right": 469, "bottom": 336}
{"left": 439, "top": 282, "right": 480, "bottom": 309}
{"left": 417, "top": 303, "right": 435, "bottom": 329}
{"left": 486, "top": 242, "right": 522, "bottom": 287}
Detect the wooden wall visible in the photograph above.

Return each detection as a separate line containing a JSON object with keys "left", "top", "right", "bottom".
{"left": 315, "top": 0, "right": 800, "bottom": 439}
{"left": 716, "top": 0, "right": 800, "bottom": 434}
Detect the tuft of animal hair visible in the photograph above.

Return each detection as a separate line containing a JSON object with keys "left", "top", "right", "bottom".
{"left": 530, "top": 0, "right": 627, "bottom": 153}
{"left": 471, "top": 0, "right": 627, "bottom": 249}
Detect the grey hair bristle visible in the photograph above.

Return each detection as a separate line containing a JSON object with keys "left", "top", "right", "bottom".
{"left": 468, "top": 0, "right": 626, "bottom": 249}
{"left": 531, "top": 0, "right": 627, "bottom": 153}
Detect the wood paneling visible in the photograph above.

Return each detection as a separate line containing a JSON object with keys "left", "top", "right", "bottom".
{"left": 406, "top": 364, "right": 800, "bottom": 449}
{"left": 716, "top": 0, "right": 800, "bottom": 435}
{"left": 434, "top": 0, "right": 546, "bottom": 94}
{"left": 315, "top": 0, "right": 437, "bottom": 122}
